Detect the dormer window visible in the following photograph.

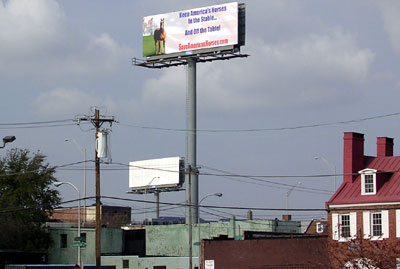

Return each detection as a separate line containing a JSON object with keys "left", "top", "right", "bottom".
{"left": 359, "top": 169, "right": 377, "bottom": 195}
{"left": 364, "top": 174, "right": 374, "bottom": 193}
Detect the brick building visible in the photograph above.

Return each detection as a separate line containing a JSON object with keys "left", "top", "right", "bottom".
{"left": 326, "top": 132, "right": 400, "bottom": 265}
{"left": 50, "top": 205, "right": 131, "bottom": 228}
{"left": 202, "top": 232, "right": 329, "bottom": 268}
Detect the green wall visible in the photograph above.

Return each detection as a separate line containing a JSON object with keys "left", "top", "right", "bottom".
{"left": 48, "top": 227, "right": 123, "bottom": 265}
{"left": 102, "top": 256, "right": 198, "bottom": 269}
{"left": 47, "top": 219, "right": 300, "bottom": 266}
{"left": 145, "top": 219, "right": 301, "bottom": 257}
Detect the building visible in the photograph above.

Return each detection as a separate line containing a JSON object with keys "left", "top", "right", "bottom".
{"left": 126, "top": 217, "right": 301, "bottom": 258}
{"left": 46, "top": 216, "right": 302, "bottom": 269}
{"left": 304, "top": 219, "right": 328, "bottom": 235}
{"left": 50, "top": 205, "right": 131, "bottom": 228}
{"left": 202, "top": 232, "right": 329, "bottom": 268}
{"left": 326, "top": 132, "right": 400, "bottom": 266}
{"left": 47, "top": 225, "right": 124, "bottom": 265}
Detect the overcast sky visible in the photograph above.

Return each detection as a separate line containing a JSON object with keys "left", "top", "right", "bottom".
{"left": 1, "top": 0, "right": 400, "bottom": 222}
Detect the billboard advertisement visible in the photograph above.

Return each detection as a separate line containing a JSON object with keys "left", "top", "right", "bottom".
{"left": 142, "top": 2, "right": 238, "bottom": 57}
{"left": 129, "top": 157, "right": 185, "bottom": 191}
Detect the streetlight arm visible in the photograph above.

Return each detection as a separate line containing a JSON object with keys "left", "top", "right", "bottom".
{"left": 1, "top": 136, "right": 16, "bottom": 148}
{"left": 54, "top": 181, "right": 81, "bottom": 267}
{"left": 65, "top": 138, "right": 85, "bottom": 153}
{"left": 314, "top": 156, "right": 337, "bottom": 191}
{"left": 315, "top": 156, "right": 335, "bottom": 172}
{"left": 198, "top": 192, "right": 223, "bottom": 268}
{"left": 199, "top": 193, "right": 223, "bottom": 207}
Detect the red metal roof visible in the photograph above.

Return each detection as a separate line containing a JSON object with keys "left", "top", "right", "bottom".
{"left": 326, "top": 156, "right": 400, "bottom": 206}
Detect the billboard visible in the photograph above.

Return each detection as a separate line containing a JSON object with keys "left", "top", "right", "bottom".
{"left": 129, "top": 157, "right": 185, "bottom": 191}
{"left": 142, "top": 2, "right": 239, "bottom": 58}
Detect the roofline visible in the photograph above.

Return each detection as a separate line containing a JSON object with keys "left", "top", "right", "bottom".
{"left": 328, "top": 201, "right": 400, "bottom": 209}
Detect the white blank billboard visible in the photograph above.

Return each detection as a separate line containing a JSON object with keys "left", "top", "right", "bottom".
{"left": 129, "top": 157, "right": 184, "bottom": 190}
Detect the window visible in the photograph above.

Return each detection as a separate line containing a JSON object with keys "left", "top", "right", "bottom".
{"left": 332, "top": 212, "right": 357, "bottom": 241}
{"left": 363, "top": 210, "right": 389, "bottom": 240}
{"left": 372, "top": 213, "right": 382, "bottom": 237}
{"left": 123, "top": 260, "right": 129, "bottom": 269}
{"left": 60, "top": 234, "right": 67, "bottom": 248}
{"left": 364, "top": 174, "right": 374, "bottom": 193}
{"left": 360, "top": 169, "right": 377, "bottom": 195}
{"left": 341, "top": 215, "right": 351, "bottom": 238}
{"left": 316, "top": 222, "right": 326, "bottom": 233}
{"left": 81, "top": 232, "right": 86, "bottom": 248}
{"left": 397, "top": 210, "right": 400, "bottom": 238}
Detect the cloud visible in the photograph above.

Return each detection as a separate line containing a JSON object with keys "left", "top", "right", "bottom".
{"left": 57, "top": 32, "right": 134, "bottom": 77}
{"left": 33, "top": 88, "right": 117, "bottom": 118}
{"left": 0, "top": 0, "right": 133, "bottom": 79}
{"left": 0, "top": 0, "right": 64, "bottom": 55}
{"left": 142, "top": 68, "right": 186, "bottom": 107}
{"left": 142, "top": 29, "right": 374, "bottom": 113}
{"left": 377, "top": 1, "right": 400, "bottom": 55}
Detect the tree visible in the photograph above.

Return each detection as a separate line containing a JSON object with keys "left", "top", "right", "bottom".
{"left": 0, "top": 148, "right": 60, "bottom": 251}
{"left": 329, "top": 232, "right": 400, "bottom": 268}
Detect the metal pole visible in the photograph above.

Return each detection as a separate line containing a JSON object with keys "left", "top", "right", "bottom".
{"left": 197, "top": 193, "right": 222, "bottom": 269}
{"left": 334, "top": 166, "right": 337, "bottom": 192}
{"left": 314, "top": 156, "right": 336, "bottom": 191}
{"left": 197, "top": 201, "right": 201, "bottom": 269}
{"left": 286, "top": 182, "right": 301, "bottom": 214}
{"left": 76, "top": 186, "right": 81, "bottom": 268}
{"left": 66, "top": 138, "right": 86, "bottom": 226}
{"left": 95, "top": 109, "right": 101, "bottom": 269}
{"left": 186, "top": 58, "right": 198, "bottom": 225}
{"left": 144, "top": 187, "right": 147, "bottom": 222}
{"left": 55, "top": 182, "right": 80, "bottom": 267}
{"left": 83, "top": 148, "right": 86, "bottom": 226}
{"left": 155, "top": 191, "right": 160, "bottom": 219}
{"left": 188, "top": 166, "right": 192, "bottom": 269}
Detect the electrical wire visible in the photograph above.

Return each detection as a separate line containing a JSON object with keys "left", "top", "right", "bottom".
{"left": 0, "top": 119, "right": 74, "bottom": 126}
{"left": 1, "top": 111, "right": 396, "bottom": 131}
{"left": 118, "top": 111, "right": 400, "bottom": 133}
{"left": 200, "top": 164, "right": 333, "bottom": 194}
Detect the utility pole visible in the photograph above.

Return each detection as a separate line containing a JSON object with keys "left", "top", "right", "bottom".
{"left": 77, "top": 108, "right": 116, "bottom": 269}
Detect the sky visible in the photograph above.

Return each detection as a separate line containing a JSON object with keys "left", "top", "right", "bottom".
{"left": 1, "top": 0, "right": 400, "bottom": 222}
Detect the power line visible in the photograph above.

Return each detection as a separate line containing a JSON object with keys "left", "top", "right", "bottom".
{"left": 0, "top": 160, "right": 90, "bottom": 177}
{"left": 101, "top": 196, "right": 327, "bottom": 212}
{"left": 200, "top": 165, "right": 333, "bottom": 194}
{"left": 0, "top": 119, "right": 73, "bottom": 126}
{"left": 0, "top": 111, "right": 399, "bottom": 131}
{"left": 119, "top": 111, "right": 400, "bottom": 133}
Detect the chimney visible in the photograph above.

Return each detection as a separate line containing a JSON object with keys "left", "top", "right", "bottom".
{"left": 377, "top": 137, "right": 393, "bottom": 157}
{"left": 282, "top": 214, "right": 291, "bottom": 221}
{"left": 247, "top": 210, "right": 253, "bottom": 220}
{"left": 343, "top": 132, "right": 364, "bottom": 183}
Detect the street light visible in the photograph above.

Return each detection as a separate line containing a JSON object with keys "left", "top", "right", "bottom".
{"left": 54, "top": 181, "right": 81, "bottom": 268}
{"left": 286, "top": 182, "right": 301, "bottom": 215}
{"left": 314, "top": 156, "right": 337, "bottom": 191}
{"left": 65, "top": 138, "right": 87, "bottom": 225}
{"left": 1, "top": 136, "right": 16, "bottom": 148}
{"left": 198, "top": 193, "right": 223, "bottom": 269}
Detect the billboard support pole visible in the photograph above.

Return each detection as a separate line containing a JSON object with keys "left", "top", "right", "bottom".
{"left": 186, "top": 58, "right": 198, "bottom": 225}
{"left": 188, "top": 165, "right": 193, "bottom": 269}
{"left": 154, "top": 191, "right": 160, "bottom": 218}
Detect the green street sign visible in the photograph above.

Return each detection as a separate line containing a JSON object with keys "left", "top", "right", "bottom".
{"left": 73, "top": 241, "right": 86, "bottom": 247}
{"left": 193, "top": 242, "right": 200, "bottom": 246}
{"left": 74, "top": 237, "right": 86, "bottom": 242}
